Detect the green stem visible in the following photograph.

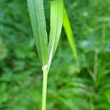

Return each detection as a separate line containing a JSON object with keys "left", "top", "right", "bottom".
{"left": 42, "top": 67, "right": 48, "bottom": 110}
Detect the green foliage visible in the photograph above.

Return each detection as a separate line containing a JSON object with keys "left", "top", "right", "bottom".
{"left": 0, "top": 0, "right": 110, "bottom": 110}
{"left": 0, "top": 37, "right": 7, "bottom": 61}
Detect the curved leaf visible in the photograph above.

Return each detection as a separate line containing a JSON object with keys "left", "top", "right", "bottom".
{"left": 63, "top": 5, "right": 78, "bottom": 60}
{"left": 48, "top": 0, "right": 63, "bottom": 67}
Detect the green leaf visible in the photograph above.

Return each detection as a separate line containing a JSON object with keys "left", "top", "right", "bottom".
{"left": 63, "top": 5, "right": 78, "bottom": 60}
{"left": 27, "top": 0, "right": 48, "bottom": 66}
{"left": 48, "top": 0, "right": 63, "bottom": 67}
{"left": 0, "top": 37, "right": 7, "bottom": 61}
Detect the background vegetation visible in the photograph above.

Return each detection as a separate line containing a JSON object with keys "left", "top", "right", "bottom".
{"left": 0, "top": 0, "right": 110, "bottom": 110}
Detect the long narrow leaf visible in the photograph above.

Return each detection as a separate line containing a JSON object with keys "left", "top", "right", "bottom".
{"left": 27, "top": 0, "right": 48, "bottom": 66}
{"left": 48, "top": 0, "right": 63, "bottom": 67}
{"left": 63, "top": 5, "right": 78, "bottom": 60}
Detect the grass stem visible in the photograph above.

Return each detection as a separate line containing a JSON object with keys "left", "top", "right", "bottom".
{"left": 42, "top": 67, "right": 48, "bottom": 110}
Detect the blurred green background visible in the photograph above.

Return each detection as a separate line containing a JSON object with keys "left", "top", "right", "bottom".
{"left": 0, "top": 0, "right": 110, "bottom": 110}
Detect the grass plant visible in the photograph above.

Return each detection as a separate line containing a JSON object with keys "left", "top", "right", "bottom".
{"left": 27, "top": 0, "right": 77, "bottom": 110}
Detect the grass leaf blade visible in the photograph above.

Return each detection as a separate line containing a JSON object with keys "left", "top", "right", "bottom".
{"left": 27, "top": 0, "right": 48, "bottom": 65}
{"left": 48, "top": 0, "right": 63, "bottom": 67}
{"left": 63, "top": 5, "right": 78, "bottom": 60}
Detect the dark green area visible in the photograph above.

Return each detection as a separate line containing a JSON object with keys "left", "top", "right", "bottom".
{"left": 0, "top": 0, "right": 110, "bottom": 110}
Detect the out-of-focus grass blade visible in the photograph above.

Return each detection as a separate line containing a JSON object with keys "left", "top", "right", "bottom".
{"left": 48, "top": 0, "right": 63, "bottom": 67}
{"left": 63, "top": 5, "right": 78, "bottom": 60}
{"left": 27, "top": 0, "right": 48, "bottom": 66}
